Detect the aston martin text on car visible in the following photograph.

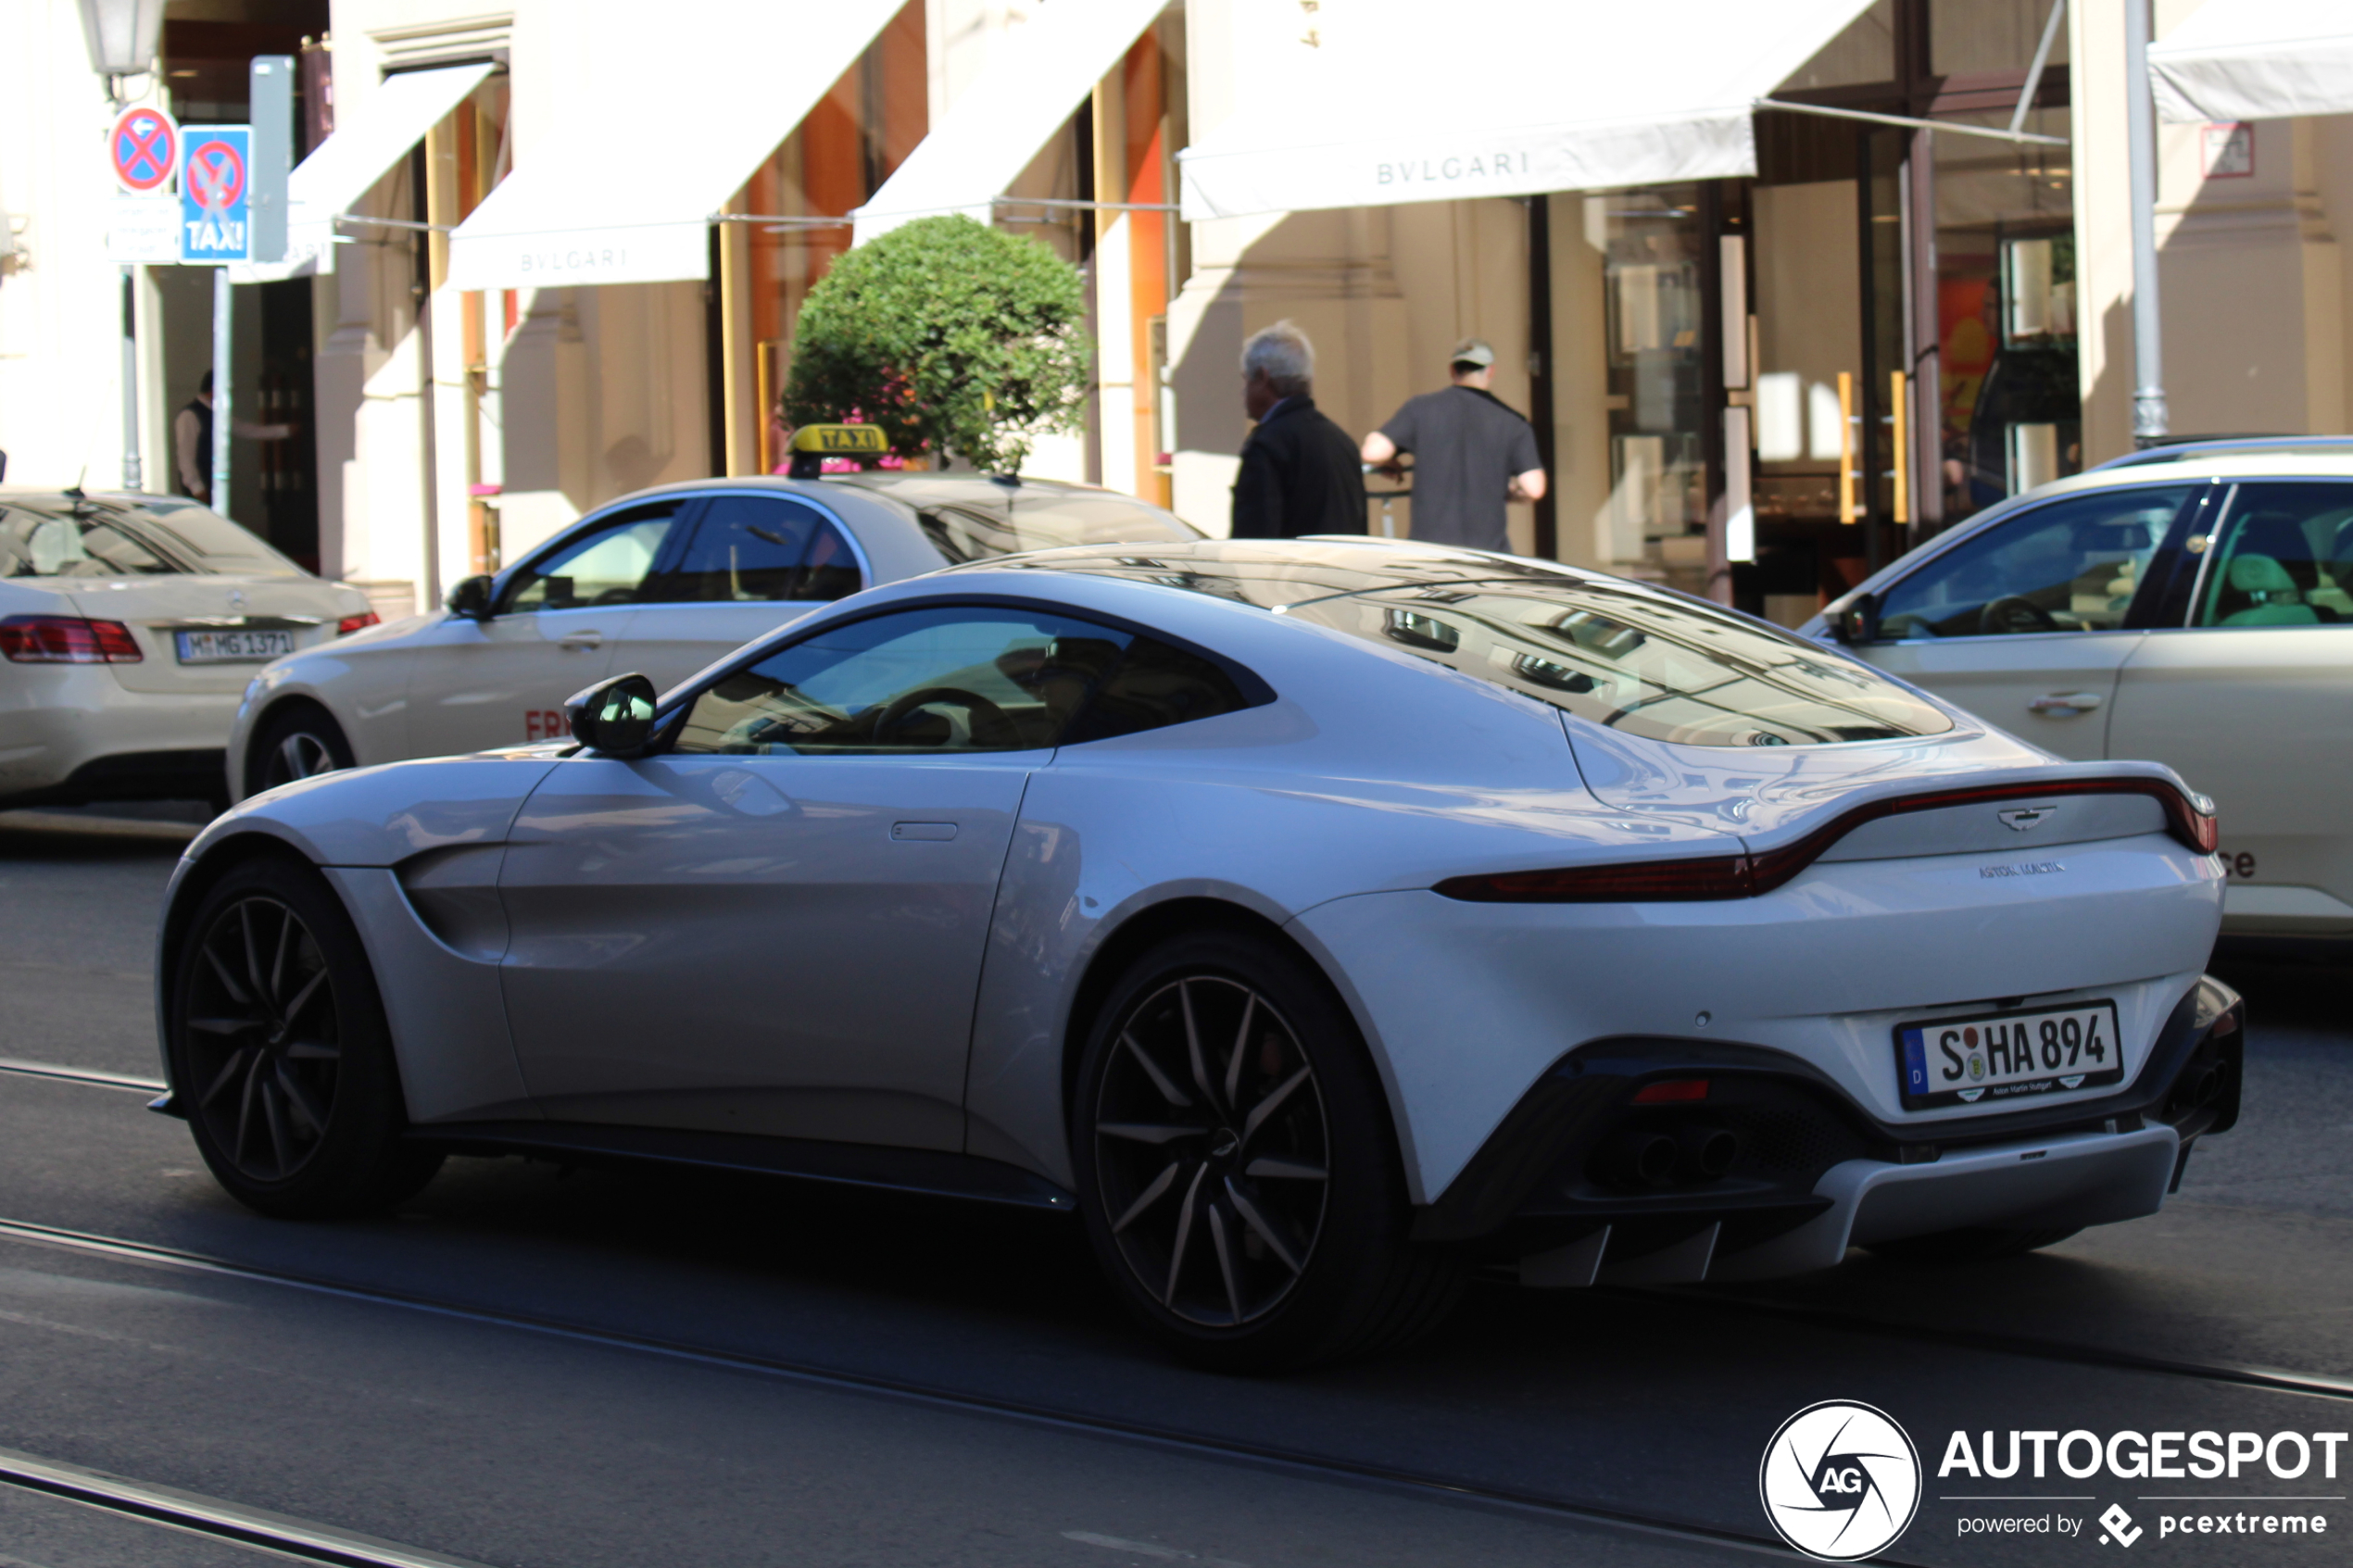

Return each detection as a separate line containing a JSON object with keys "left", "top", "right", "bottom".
{"left": 157, "top": 540, "right": 2237, "bottom": 1369}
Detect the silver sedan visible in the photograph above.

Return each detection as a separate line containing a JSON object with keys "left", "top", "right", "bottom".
{"left": 226, "top": 471, "right": 1201, "bottom": 798}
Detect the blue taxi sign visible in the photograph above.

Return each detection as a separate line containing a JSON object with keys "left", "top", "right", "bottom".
{"left": 180, "top": 126, "right": 251, "bottom": 264}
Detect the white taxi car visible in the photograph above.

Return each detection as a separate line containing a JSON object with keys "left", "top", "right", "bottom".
{"left": 1, "top": 492, "right": 376, "bottom": 811}
{"left": 1809, "top": 444, "right": 2353, "bottom": 945}
{"left": 227, "top": 470, "right": 1202, "bottom": 798}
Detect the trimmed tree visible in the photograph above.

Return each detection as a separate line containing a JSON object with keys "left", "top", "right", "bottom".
{"left": 781, "top": 215, "right": 1090, "bottom": 475}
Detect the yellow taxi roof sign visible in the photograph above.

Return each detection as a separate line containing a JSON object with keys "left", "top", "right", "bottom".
{"left": 792, "top": 423, "right": 889, "bottom": 455}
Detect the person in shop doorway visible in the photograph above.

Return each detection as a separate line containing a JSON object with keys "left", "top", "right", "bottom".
{"left": 1362, "top": 338, "right": 1546, "bottom": 551}
{"left": 174, "top": 371, "right": 292, "bottom": 506}
{"left": 1229, "top": 320, "right": 1367, "bottom": 539}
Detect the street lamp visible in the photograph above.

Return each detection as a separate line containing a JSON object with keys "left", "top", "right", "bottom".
{"left": 80, "top": 0, "right": 169, "bottom": 492}
{"left": 78, "top": 0, "right": 168, "bottom": 105}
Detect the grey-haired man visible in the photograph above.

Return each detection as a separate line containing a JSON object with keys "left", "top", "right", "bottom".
{"left": 1362, "top": 337, "right": 1545, "bottom": 552}
{"left": 1230, "top": 320, "right": 1367, "bottom": 539}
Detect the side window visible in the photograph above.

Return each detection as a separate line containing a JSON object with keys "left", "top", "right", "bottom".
{"left": 1063, "top": 637, "right": 1252, "bottom": 744}
{"left": 638, "top": 495, "right": 863, "bottom": 604}
{"left": 502, "top": 502, "right": 685, "bottom": 613}
{"left": 1875, "top": 486, "right": 2189, "bottom": 638}
{"left": 675, "top": 607, "right": 1130, "bottom": 756}
{"left": 2193, "top": 483, "right": 2353, "bottom": 627}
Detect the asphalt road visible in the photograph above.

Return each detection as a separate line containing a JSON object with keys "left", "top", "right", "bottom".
{"left": 0, "top": 811, "right": 2347, "bottom": 1568}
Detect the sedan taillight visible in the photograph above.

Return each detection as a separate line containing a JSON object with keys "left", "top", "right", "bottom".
{"left": 0, "top": 614, "right": 143, "bottom": 663}
{"left": 336, "top": 610, "right": 381, "bottom": 636}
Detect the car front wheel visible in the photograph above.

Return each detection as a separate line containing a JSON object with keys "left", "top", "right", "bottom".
{"left": 168, "top": 857, "right": 442, "bottom": 1217}
{"left": 1073, "top": 930, "right": 1463, "bottom": 1372}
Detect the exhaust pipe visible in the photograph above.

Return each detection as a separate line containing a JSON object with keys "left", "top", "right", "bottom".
{"left": 1602, "top": 1130, "right": 1679, "bottom": 1189}
{"left": 1679, "top": 1125, "right": 1740, "bottom": 1181}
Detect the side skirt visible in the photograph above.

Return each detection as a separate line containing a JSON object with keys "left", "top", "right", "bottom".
{"left": 405, "top": 1120, "right": 1077, "bottom": 1212}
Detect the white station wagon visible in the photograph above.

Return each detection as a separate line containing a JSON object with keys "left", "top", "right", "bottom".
{"left": 1811, "top": 442, "right": 2353, "bottom": 947}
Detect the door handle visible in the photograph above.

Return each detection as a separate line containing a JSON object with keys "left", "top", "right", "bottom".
{"left": 2028, "top": 692, "right": 2104, "bottom": 715}
{"left": 891, "top": 822, "right": 958, "bottom": 842}
{"left": 558, "top": 633, "right": 603, "bottom": 650}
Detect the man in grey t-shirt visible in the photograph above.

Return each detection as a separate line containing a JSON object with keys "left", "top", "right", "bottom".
{"left": 1362, "top": 338, "right": 1546, "bottom": 551}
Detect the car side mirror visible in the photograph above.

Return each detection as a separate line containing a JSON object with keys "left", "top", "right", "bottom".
{"left": 1831, "top": 591, "right": 1881, "bottom": 646}
{"left": 447, "top": 574, "right": 495, "bottom": 621}
{"left": 565, "top": 671, "right": 659, "bottom": 757}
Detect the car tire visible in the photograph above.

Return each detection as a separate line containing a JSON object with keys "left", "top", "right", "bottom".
{"left": 1864, "top": 1225, "right": 2082, "bottom": 1264}
{"left": 248, "top": 706, "right": 353, "bottom": 797}
{"left": 167, "top": 857, "right": 444, "bottom": 1219}
{"left": 1072, "top": 929, "right": 1464, "bottom": 1373}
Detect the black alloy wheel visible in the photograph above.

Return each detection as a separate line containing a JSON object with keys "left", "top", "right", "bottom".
{"left": 182, "top": 890, "right": 342, "bottom": 1181}
{"left": 251, "top": 709, "right": 353, "bottom": 797}
{"left": 1074, "top": 931, "right": 1464, "bottom": 1371}
{"left": 1094, "top": 975, "right": 1332, "bottom": 1327}
{"left": 170, "top": 859, "right": 442, "bottom": 1217}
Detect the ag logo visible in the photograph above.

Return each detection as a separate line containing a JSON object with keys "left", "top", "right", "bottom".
{"left": 1759, "top": 1400, "right": 1921, "bottom": 1561}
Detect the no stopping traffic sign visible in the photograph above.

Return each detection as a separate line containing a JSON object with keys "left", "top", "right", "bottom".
{"left": 108, "top": 106, "right": 179, "bottom": 194}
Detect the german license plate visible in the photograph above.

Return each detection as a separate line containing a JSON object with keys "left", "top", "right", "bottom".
{"left": 1895, "top": 1000, "right": 2123, "bottom": 1110}
{"left": 175, "top": 629, "right": 296, "bottom": 663}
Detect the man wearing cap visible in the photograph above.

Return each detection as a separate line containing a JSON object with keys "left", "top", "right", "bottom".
{"left": 1362, "top": 338, "right": 1546, "bottom": 552}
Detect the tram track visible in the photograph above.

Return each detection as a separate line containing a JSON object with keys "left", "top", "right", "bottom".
{"left": 0, "top": 1213, "right": 1835, "bottom": 1565}
{"left": 0, "top": 1057, "right": 165, "bottom": 1094}
{"left": 0, "top": 1443, "right": 493, "bottom": 1568}
{"left": 1617, "top": 1286, "right": 2353, "bottom": 1407}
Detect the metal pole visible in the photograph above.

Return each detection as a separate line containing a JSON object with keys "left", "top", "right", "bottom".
{"left": 120, "top": 267, "right": 142, "bottom": 491}
{"left": 211, "top": 266, "right": 233, "bottom": 515}
{"left": 2126, "top": 0, "right": 2169, "bottom": 445}
{"left": 411, "top": 145, "right": 442, "bottom": 610}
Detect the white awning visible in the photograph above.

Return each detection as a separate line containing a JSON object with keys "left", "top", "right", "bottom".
{"left": 233, "top": 62, "right": 493, "bottom": 281}
{"left": 2149, "top": 0, "right": 2353, "bottom": 122}
{"left": 850, "top": 0, "right": 1169, "bottom": 245}
{"left": 445, "top": 0, "right": 900, "bottom": 291}
{"left": 1178, "top": 0, "right": 1876, "bottom": 221}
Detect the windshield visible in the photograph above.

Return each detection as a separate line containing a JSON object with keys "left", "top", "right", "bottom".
{"left": 0, "top": 503, "right": 181, "bottom": 579}
{"left": 1287, "top": 581, "right": 1955, "bottom": 747}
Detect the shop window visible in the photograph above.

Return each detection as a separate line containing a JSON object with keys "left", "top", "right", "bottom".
{"left": 1935, "top": 106, "right": 2079, "bottom": 521}
{"left": 1591, "top": 187, "right": 1707, "bottom": 587}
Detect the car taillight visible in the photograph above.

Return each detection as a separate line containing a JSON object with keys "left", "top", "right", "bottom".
{"left": 0, "top": 615, "right": 143, "bottom": 663}
{"left": 1632, "top": 1078, "right": 1709, "bottom": 1104}
{"left": 336, "top": 610, "right": 381, "bottom": 636}
{"left": 1436, "top": 777, "right": 2221, "bottom": 902}
{"left": 1435, "top": 854, "right": 1755, "bottom": 902}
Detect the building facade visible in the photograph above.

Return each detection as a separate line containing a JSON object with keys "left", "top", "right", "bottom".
{"left": 2, "top": 0, "right": 2347, "bottom": 632}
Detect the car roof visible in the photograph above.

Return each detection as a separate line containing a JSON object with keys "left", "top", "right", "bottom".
{"left": 2090, "top": 434, "right": 2353, "bottom": 470}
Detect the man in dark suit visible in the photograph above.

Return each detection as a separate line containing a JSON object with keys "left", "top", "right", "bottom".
{"left": 1229, "top": 320, "right": 1366, "bottom": 539}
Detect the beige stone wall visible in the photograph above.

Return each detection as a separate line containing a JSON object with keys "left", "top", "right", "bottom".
{"left": 2076, "top": 0, "right": 2352, "bottom": 460}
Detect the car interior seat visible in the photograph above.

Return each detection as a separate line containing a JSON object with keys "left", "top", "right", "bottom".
{"left": 2313, "top": 511, "right": 2353, "bottom": 616}
{"left": 2216, "top": 554, "right": 2317, "bottom": 624}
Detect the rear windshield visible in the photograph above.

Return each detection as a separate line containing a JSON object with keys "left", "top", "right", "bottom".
{"left": 0, "top": 505, "right": 181, "bottom": 578}
{"left": 1287, "top": 582, "right": 1955, "bottom": 746}
{"left": 128, "top": 498, "right": 306, "bottom": 575}
{"left": 912, "top": 489, "right": 1200, "bottom": 564}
